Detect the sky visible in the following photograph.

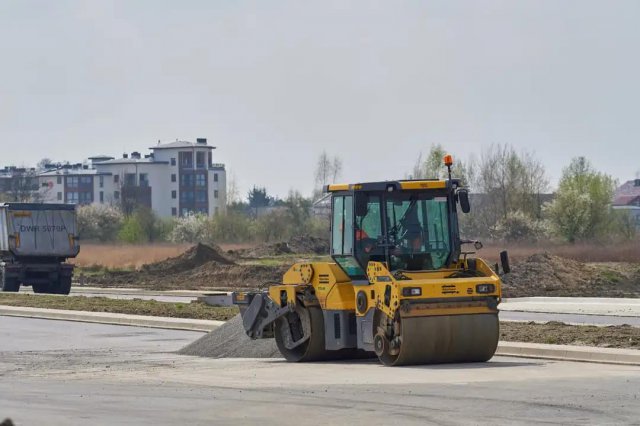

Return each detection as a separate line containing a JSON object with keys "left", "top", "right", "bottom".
{"left": 1, "top": 0, "right": 639, "bottom": 198}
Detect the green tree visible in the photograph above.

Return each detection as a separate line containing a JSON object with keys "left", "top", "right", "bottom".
{"left": 546, "top": 157, "right": 616, "bottom": 243}
{"left": 410, "top": 144, "right": 473, "bottom": 187}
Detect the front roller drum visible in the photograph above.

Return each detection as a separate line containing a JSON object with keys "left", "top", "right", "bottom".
{"left": 376, "top": 313, "right": 499, "bottom": 366}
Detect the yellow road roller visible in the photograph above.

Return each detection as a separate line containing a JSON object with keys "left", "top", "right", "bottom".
{"left": 233, "top": 155, "right": 509, "bottom": 366}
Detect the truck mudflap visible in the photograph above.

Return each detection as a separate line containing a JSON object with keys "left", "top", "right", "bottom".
{"left": 232, "top": 292, "right": 293, "bottom": 340}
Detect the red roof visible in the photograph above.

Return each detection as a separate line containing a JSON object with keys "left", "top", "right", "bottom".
{"left": 613, "top": 195, "right": 640, "bottom": 206}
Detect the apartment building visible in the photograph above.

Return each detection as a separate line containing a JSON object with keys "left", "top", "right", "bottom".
{"left": 37, "top": 138, "right": 226, "bottom": 218}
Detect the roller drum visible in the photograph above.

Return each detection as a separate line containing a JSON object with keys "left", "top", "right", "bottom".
{"left": 377, "top": 313, "right": 499, "bottom": 366}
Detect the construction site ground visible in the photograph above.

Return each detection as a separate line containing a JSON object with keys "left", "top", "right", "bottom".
{"left": 2, "top": 316, "right": 639, "bottom": 426}
{"left": 78, "top": 241, "right": 640, "bottom": 298}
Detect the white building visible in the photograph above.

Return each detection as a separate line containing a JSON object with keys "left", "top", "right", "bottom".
{"left": 38, "top": 138, "right": 226, "bottom": 218}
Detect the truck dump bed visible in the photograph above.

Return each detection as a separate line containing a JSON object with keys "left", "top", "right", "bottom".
{"left": 0, "top": 203, "right": 80, "bottom": 259}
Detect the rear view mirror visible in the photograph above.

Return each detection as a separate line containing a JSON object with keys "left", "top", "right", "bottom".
{"left": 500, "top": 250, "right": 511, "bottom": 274}
{"left": 458, "top": 189, "right": 470, "bottom": 213}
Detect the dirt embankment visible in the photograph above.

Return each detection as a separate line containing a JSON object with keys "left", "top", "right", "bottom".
{"left": 89, "top": 243, "right": 287, "bottom": 291}
{"left": 501, "top": 253, "right": 640, "bottom": 298}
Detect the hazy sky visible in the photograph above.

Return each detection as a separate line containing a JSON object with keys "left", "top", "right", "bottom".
{"left": 1, "top": 0, "right": 639, "bottom": 198}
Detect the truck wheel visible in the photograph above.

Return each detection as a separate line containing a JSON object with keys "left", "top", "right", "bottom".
{"left": 1, "top": 275, "right": 20, "bottom": 292}
{"left": 54, "top": 277, "right": 72, "bottom": 295}
{"left": 32, "top": 284, "right": 49, "bottom": 293}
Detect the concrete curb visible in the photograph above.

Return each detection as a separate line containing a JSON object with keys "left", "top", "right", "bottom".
{"left": 0, "top": 305, "right": 223, "bottom": 332}
{"left": 496, "top": 341, "right": 640, "bottom": 365}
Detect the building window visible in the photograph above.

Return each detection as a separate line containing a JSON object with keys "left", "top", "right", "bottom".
{"left": 99, "top": 176, "right": 104, "bottom": 188}
{"left": 214, "top": 190, "right": 219, "bottom": 199}
{"left": 99, "top": 191, "right": 104, "bottom": 203}
{"left": 196, "top": 190, "right": 206, "bottom": 202}
{"left": 139, "top": 173, "right": 149, "bottom": 187}
{"left": 114, "top": 175, "right": 119, "bottom": 183}
{"left": 171, "top": 190, "right": 177, "bottom": 199}
{"left": 79, "top": 191, "right": 92, "bottom": 204}
{"left": 196, "top": 174, "right": 206, "bottom": 187}
{"left": 197, "top": 207, "right": 208, "bottom": 214}
{"left": 214, "top": 173, "right": 218, "bottom": 182}
{"left": 180, "top": 152, "right": 193, "bottom": 167}
{"left": 171, "top": 207, "right": 177, "bottom": 216}
{"left": 114, "top": 191, "right": 120, "bottom": 200}
{"left": 180, "top": 174, "right": 194, "bottom": 186}
{"left": 57, "top": 176, "right": 62, "bottom": 185}
{"left": 67, "top": 177, "right": 79, "bottom": 188}
{"left": 208, "top": 152, "right": 213, "bottom": 167}
{"left": 57, "top": 192, "right": 62, "bottom": 201}
{"left": 181, "top": 207, "right": 190, "bottom": 217}
{"left": 66, "top": 191, "right": 79, "bottom": 204}
{"left": 180, "top": 191, "right": 195, "bottom": 202}
{"left": 124, "top": 173, "right": 136, "bottom": 186}
{"left": 171, "top": 158, "right": 176, "bottom": 166}
{"left": 196, "top": 152, "right": 205, "bottom": 168}
{"left": 171, "top": 174, "right": 176, "bottom": 183}
{"left": 80, "top": 176, "right": 92, "bottom": 185}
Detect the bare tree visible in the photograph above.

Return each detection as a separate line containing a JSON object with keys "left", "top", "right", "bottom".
{"left": 314, "top": 151, "right": 343, "bottom": 199}
{"left": 331, "top": 157, "right": 343, "bottom": 183}
{"left": 473, "top": 144, "right": 549, "bottom": 233}
{"left": 4, "top": 168, "right": 40, "bottom": 202}
{"left": 226, "top": 172, "right": 240, "bottom": 205}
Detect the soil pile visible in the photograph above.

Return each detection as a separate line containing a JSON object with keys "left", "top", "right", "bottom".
{"left": 502, "top": 253, "right": 640, "bottom": 298}
{"left": 142, "top": 243, "right": 235, "bottom": 274}
{"left": 89, "top": 244, "right": 287, "bottom": 291}
{"left": 240, "top": 235, "right": 330, "bottom": 258}
{"left": 178, "top": 314, "right": 280, "bottom": 358}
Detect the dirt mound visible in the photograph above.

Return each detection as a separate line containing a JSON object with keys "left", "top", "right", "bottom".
{"left": 142, "top": 243, "right": 235, "bottom": 274}
{"left": 178, "top": 314, "right": 280, "bottom": 358}
{"left": 502, "top": 253, "right": 640, "bottom": 298}
{"left": 240, "top": 235, "right": 330, "bottom": 258}
{"left": 89, "top": 243, "right": 286, "bottom": 291}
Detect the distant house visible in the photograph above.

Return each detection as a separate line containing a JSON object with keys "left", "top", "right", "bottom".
{"left": 613, "top": 179, "right": 640, "bottom": 228}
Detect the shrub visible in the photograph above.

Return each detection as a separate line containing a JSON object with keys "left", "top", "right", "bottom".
{"left": 77, "top": 205, "right": 123, "bottom": 242}
{"left": 492, "top": 210, "right": 549, "bottom": 242}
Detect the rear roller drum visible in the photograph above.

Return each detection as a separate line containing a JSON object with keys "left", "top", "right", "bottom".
{"left": 274, "top": 305, "right": 328, "bottom": 362}
{"left": 375, "top": 310, "right": 500, "bottom": 366}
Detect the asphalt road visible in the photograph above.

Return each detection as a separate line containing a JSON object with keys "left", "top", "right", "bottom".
{"left": 1, "top": 317, "right": 640, "bottom": 425}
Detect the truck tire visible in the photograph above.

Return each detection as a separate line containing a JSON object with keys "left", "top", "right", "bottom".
{"left": 32, "top": 284, "right": 49, "bottom": 293}
{"left": 1, "top": 272, "right": 20, "bottom": 292}
{"left": 53, "top": 276, "right": 72, "bottom": 295}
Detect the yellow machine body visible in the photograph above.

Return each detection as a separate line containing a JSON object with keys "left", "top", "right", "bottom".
{"left": 234, "top": 177, "right": 505, "bottom": 366}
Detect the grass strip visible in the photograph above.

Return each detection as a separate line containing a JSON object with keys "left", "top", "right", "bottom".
{"left": 0, "top": 293, "right": 238, "bottom": 321}
{"left": 500, "top": 321, "right": 640, "bottom": 349}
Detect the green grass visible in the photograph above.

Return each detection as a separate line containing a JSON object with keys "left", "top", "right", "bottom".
{"left": 0, "top": 293, "right": 238, "bottom": 321}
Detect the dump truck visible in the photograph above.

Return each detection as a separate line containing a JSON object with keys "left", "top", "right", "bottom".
{"left": 0, "top": 203, "right": 80, "bottom": 294}
{"left": 233, "top": 155, "right": 509, "bottom": 366}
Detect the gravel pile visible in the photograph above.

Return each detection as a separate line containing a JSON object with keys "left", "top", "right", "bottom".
{"left": 178, "top": 314, "right": 281, "bottom": 358}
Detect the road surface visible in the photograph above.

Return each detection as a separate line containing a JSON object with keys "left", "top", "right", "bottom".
{"left": 1, "top": 316, "right": 639, "bottom": 425}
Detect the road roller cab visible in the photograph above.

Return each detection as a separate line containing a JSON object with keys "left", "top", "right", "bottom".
{"left": 234, "top": 155, "right": 507, "bottom": 366}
